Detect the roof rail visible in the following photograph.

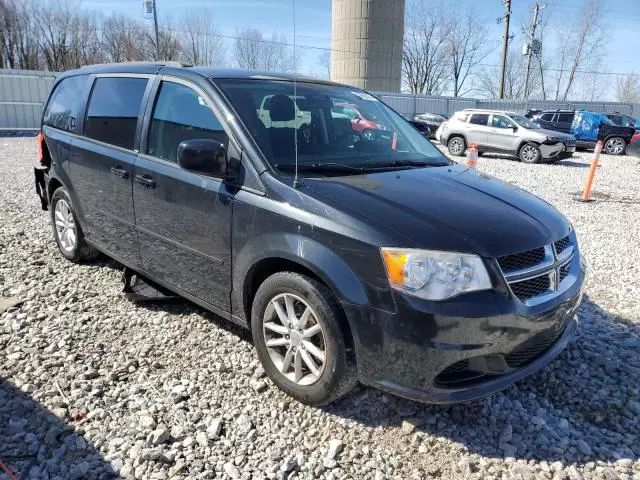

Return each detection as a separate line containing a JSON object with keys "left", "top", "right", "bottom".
{"left": 84, "top": 60, "right": 192, "bottom": 68}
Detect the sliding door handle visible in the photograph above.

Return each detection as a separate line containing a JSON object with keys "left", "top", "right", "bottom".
{"left": 135, "top": 174, "right": 156, "bottom": 189}
{"left": 110, "top": 166, "right": 128, "bottom": 178}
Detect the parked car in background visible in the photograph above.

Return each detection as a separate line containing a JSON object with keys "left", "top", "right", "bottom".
{"left": 628, "top": 132, "right": 640, "bottom": 157}
{"left": 525, "top": 109, "right": 544, "bottom": 120}
{"left": 606, "top": 113, "right": 639, "bottom": 131}
{"left": 439, "top": 109, "right": 575, "bottom": 163}
{"left": 35, "top": 62, "right": 584, "bottom": 406}
{"left": 413, "top": 112, "right": 449, "bottom": 138}
{"left": 331, "top": 103, "right": 384, "bottom": 140}
{"left": 407, "top": 119, "right": 431, "bottom": 137}
{"left": 534, "top": 110, "right": 635, "bottom": 155}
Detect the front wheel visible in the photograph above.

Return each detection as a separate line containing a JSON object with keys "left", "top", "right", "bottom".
{"left": 519, "top": 143, "right": 541, "bottom": 163}
{"left": 50, "top": 187, "right": 98, "bottom": 263}
{"left": 251, "top": 272, "right": 357, "bottom": 406}
{"left": 604, "top": 137, "right": 626, "bottom": 155}
{"left": 447, "top": 136, "right": 466, "bottom": 156}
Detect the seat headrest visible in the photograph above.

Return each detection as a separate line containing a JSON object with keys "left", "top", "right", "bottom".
{"left": 267, "top": 94, "right": 295, "bottom": 122}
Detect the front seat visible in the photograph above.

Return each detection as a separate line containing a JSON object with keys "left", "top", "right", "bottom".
{"left": 266, "top": 94, "right": 297, "bottom": 159}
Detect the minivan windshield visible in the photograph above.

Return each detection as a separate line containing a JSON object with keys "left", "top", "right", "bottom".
{"left": 216, "top": 79, "right": 449, "bottom": 173}
{"left": 510, "top": 114, "right": 539, "bottom": 129}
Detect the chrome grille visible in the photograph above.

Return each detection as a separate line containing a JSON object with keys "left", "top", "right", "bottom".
{"left": 554, "top": 236, "right": 570, "bottom": 255}
{"left": 498, "top": 234, "right": 576, "bottom": 305}
{"left": 497, "top": 247, "right": 545, "bottom": 272}
{"left": 510, "top": 275, "right": 551, "bottom": 301}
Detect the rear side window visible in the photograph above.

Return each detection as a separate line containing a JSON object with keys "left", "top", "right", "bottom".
{"left": 84, "top": 77, "right": 148, "bottom": 150}
{"left": 557, "top": 113, "right": 574, "bottom": 123}
{"left": 43, "top": 75, "right": 88, "bottom": 132}
{"left": 469, "top": 114, "right": 489, "bottom": 126}
{"left": 540, "top": 113, "right": 554, "bottom": 121}
{"left": 146, "top": 81, "right": 228, "bottom": 163}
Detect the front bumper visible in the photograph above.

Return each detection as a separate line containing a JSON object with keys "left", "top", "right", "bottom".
{"left": 539, "top": 142, "right": 566, "bottom": 159}
{"left": 344, "top": 253, "right": 585, "bottom": 404}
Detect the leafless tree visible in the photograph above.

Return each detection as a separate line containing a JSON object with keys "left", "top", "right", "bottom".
{"left": 146, "top": 19, "right": 181, "bottom": 61}
{"left": 102, "top": 14, "right": 147, "bottom": 62}
{"left": 317, "top": 50, "right": 331, "bottom": 79}
{"left": 179, "top": 8, "right": 226, "bottom": 66}
{"left": 547, "top": 0, "right": 607, "bottom": 100}
{"left": 478, "top": 50, "right": 542, "bottom": 99}
{"left": 615, "top": 73, "right": 640, "bottom": 103}
{"left": 446, "top": 10, "right": 490, "bottom": 97}
{"left": 234, "top": 28, "right": 297, "bottom": 72}
{"left": 401, "top": 0, "right": 450, "bottom": 95}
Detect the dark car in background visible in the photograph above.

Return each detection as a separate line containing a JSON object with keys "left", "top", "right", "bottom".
{"left": 34, "top": 62, "right": 584, "bottom": 406}
{"left": 413, "top": 112, "right": 449, "bottom": 138}
{"left": 534, "top": 109, "right": 635, "bottom": 155}
{"left": 606, "top": 113, "right": 639, "bottom": 131}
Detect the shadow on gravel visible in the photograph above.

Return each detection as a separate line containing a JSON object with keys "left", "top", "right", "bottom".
{"left": 0, "top": 380, "right": 118, "bottom": 479}
{"left": 327, "top": 295, "right": 640, "bottom": 468}
{"left": 555, "top": 160, "right": 589, "bottom": 168}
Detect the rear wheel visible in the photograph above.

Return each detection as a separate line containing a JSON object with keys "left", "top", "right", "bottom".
{"left": 50, "top": 187, "right": 98, "bottom": 263}
{"left": 251, "top": 272, "right": 357, "bottom": 406}
{"left": 604, "top": 137, "right": 626, "bottom": 155}
{"left": 447, "top": 136, "right": 466, "bottom": 156}
{"left": 519, "top": 143, "right": 541, "bottom": 163}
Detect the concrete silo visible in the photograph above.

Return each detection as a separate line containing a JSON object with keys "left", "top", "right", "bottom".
{"left": 331, "top": 0, "right": 405, "bottom": 92}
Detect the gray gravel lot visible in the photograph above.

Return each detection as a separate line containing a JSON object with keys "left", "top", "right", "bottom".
{"left": 1, "top": 136, "right": 640, "bottom": 480}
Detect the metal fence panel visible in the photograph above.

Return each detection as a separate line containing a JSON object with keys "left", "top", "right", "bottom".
{"left": 1, "top": 69, "right": 640, "bottom": 130}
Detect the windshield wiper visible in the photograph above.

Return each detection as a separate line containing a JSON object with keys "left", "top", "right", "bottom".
{"left": 275, "top": 162, "right": 366, "bottom": 173}
{"left": 368, "top": 159, "right": 448, "bottom": 168}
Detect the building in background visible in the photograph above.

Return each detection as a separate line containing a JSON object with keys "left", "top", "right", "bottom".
{"left": 331, "top": 0, "right": 405, "bottom": 92}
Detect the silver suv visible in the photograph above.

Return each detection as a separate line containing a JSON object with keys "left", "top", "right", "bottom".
{"left": 440, "top": 109, "right": 576, "bottom": 163}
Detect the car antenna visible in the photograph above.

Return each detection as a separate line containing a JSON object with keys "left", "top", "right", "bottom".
{"left": 292, "top": 0, "right": 300, "bottom": 189}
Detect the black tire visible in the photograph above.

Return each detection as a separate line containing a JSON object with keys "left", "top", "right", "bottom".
{"left": 603, "top": 136, "right": 626, "bottom": 155}
{"left": 251, "top": 272, "right": 357, "bottom": 406}
{"left": 519, "top": 142, "right": 541, "bottom": 163}
{"left": 447, "top": 135, "right": 466, "bottom": 156}
{"left": 50, "top": 187, "right": 98, "bottom": 263}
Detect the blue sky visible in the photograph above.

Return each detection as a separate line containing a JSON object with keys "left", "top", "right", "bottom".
{"left": 84, "top": 0, "right": 640, "bottom": 97}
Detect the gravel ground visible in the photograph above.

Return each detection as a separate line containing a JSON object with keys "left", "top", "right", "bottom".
{"left": 1, "top": 136, "right": 640, "bottom": 480}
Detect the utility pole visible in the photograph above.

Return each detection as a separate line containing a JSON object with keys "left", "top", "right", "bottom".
{"left": 498, "top": 0, "right": 512, "bottom": 99}
{"left": 152, "top": 0, "right": 160, "bottom": 60}
{"left": 523, "top": 3, "right": 546, "bottom": 99}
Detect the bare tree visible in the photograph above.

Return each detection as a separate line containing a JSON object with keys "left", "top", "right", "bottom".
{"left": 478, "top": 50, "right": 541, "bottom": 99}
{"left": 615, "top": 73, "right": 640, "bottom": 103}
{"left": 234, "top": 28, "right": 297, "bottom": 72}
{"left": 179, "top": 8, "right": 226, "bottom": 66}
{"left": 402, "top": 0, "right": 450, "bottom": 95}
{"left": 446, "top": 10, "right": 490, "bottom": 97}
{"left": 317, "top": 50, "right": 331, "bottom": 79}
{"left": 547, "top": 0, "right": 607, "bottom": 101}
{"left": 102, "top": 14, "right": 148, "bottom": 63}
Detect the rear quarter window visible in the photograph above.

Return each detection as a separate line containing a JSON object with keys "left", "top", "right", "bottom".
{"left": 43, "top": 75, "right": 89, "bottom": 132}
{"left": 84, "top": 77, "right": 149, "bottom": 150}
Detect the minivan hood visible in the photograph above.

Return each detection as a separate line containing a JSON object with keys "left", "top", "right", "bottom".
{"left": 302, "top": 164, "right": 569, "bottom": 258}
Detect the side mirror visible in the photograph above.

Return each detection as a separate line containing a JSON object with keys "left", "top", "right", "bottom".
{"left": 512, "top": 126, "right": 518, "bottom": 132}
{"left": 177, "top": 139, "right": 227, "bottom": 177}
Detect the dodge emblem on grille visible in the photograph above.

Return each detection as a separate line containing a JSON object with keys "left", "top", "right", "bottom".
{"left": 549, "top": 270, "right": 558, "bottom": 291}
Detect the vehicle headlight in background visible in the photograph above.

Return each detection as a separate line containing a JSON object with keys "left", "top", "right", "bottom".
{"left": 381, "top": 248, "right": 492, "bottom": 300}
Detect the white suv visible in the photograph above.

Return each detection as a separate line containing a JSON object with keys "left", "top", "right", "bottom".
{"left": 439, "top": 109, "right": 576, "bottom": 163}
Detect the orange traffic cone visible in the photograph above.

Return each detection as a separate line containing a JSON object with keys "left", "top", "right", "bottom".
{"left": 580, "top": 140, "right": 603, "bottom": 202}
{"left": 466, "top": 143, "right": 478, "bottom": 169}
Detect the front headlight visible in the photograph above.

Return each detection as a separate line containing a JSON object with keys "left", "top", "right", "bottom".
{"left": 546, "top": 136, "right": 560, "bottom": 143}
{"left": 381, "top": 248, "right": 492, "bottom": 300}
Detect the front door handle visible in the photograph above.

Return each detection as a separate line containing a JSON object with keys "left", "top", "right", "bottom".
{"left": 110, "top": 166, "right": 128, "bottom": 178}
{"left": 135, "top": 174, "right": 156, "bottom": 189}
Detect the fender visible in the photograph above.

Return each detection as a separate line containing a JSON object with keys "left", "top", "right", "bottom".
{"left": 232, "top": 232, "right": 371, "bottom": 322}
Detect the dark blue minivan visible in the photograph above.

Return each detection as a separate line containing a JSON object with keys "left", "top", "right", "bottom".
{"left": 34, "top": 62, "right": 585, "bottom": 405}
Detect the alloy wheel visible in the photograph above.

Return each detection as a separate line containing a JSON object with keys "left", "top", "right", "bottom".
{"left": 605, "top": 138, "right": 625, "bottom": 155}
{"left": 262, "top": 293, "right": 326, "bottom": 386}
{"left": 449, "top": 138, "right": 464, "bottom": 155}
{"left": 54, "top": 199, "right": 77, "bottom": 253}
{"left": 521, "top": 145, "right": 539, "bottom": 162}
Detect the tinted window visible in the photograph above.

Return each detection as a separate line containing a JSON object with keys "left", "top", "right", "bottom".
{"left": 84, "top": 77, "right": 148, "bottom": 149}
{"left": 491, "top": 115, "right": 514, "bottom": 129}
{"left": 618, "top": 116, "right": 633, "bottom": 127}
{"left": 43, "top": 75, "right": 88, "bottom": 132}
{"left": 146, "top": 81, "right": 228, "bottom": 163}
{"left": 557, "top": 113, "right": 574, "bottom": 123}
{"left": 469, "top": 114, "right": 489, "bottom": 126}
{"left": 540, "top": 113, "right": 554, "bottom": 121}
